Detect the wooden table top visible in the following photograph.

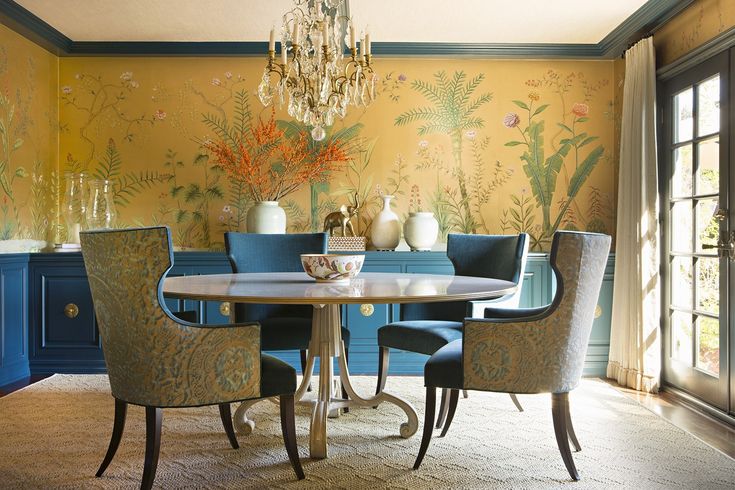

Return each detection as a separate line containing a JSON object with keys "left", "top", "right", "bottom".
{"left": 163, "top": 272, "right": 517, "bottom": 305}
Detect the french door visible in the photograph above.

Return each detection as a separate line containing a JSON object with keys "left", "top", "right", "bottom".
{"left": 661, "top": 50, "right": 733, "bottom": 412}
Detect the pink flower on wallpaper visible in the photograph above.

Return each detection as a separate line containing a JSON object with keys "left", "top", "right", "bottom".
{"left": 120, "top": 71, "right": 133, "bottom": 81}
{"left": 225, "top": 71, "right": 233, "bottom": 79}
{"left": 211, "top": 78, "right": 222, "bottom": 86}
{"left": 154, "top": 109, "right": 167, "bottom": 120}
{"left": 418, "top": 140, "right": 429, "bottom": 149}
{"left": 398, "top": 73, "right": 407, "bottom": 82}
{"left": 572, "top": 103, "right": 589, "bottom": 117}
{"left": 465, "top": 130, "right": 476, "bottom": 140}
{"left": 222, "top": 205, "right": 232, "bottom": 213}
{"left": 61, "top": 86, "right": 72, "bottom": 94}
{"left": 503, "top": 112, "right": 520, "bottom": 128}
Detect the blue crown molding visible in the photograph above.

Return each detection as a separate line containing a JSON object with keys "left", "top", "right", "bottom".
{"left": 0, "top": 0, "right": 693, "bottom": 59}
{"left": 0, "top": 0, "right": 71, "bottom": 55}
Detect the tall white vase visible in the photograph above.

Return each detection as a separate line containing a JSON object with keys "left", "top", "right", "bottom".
{"left": 403, "top": 211, "right": 439, "bottom": 251}
{"left": 371, "top": 195, "right": 400, "bottom": 250}
{"left": 247, "top": 201, "right": 286, "bottom": 233}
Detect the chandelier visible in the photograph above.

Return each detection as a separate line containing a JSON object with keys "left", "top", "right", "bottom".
{"left": 257, "top": 0, "right": 377, "bottom": 141}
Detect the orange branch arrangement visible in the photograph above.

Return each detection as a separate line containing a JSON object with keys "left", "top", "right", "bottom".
{"left": 203, "top": 110, "right": 351, "bottom": 202}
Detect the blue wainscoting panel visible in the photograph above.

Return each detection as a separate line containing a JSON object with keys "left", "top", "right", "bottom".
{"left": 0, "top": 254, "right": 30, "bottom": 386}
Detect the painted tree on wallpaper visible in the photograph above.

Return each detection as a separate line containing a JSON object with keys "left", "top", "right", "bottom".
{"left": 502, "top": 72, "right": 607, "bottom": 250}
{"left": 396, "top": 70, "right": 513, "bottom": 236}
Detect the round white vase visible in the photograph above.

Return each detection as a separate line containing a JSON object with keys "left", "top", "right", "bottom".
{"left": 403, "top": 211, "right": 439, "bottom": 251}
{"left": 246, "top": 201, "right": 286, "bottom": 234}
{"left": 371, "top": 195, "right": 401, "bottom": 250}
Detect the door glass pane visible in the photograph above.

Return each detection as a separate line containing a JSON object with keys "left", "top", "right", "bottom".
{"left": 696, "top": 257, "right": 719, "bottom": 315}
{"left": 696, "top": 316, "right": 719, "bottom": 375}
{"left": 673, "top": 145, "right": 693, "bottom": 197}
{"left": 697, "top": 75, "right": 720, "bottom": 137}
{"left": 671, "top": 201, "right": 693, "bottom": 252}
{"left": 674, "top": 87, "right": 693, "bottom": 143}
{"left": 695, "top": 199, "right": 719, "bottom": 252}
{"left": 695, "top": 137, "right": 719, "bottom": 195}
{"left": 671, "top": 256, "right": 693, "bottom": 308}
{"left": 671, "top": 311, "right": 693, "bottom": 365}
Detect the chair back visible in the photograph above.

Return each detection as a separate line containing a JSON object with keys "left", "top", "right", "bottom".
{"left": 225, "top": 232, "right": 328, "bottom": 322}
{"left": 401, "top": 233, "right": 528, "bottom": 321}
{"left": 81, "top": 226, "right": 261, "bottom": 406}
{"left": 463, "top": 231, "right": 610, "bottom": 394}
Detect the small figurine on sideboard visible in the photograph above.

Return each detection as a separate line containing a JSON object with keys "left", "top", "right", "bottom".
{"left": 323, "top": 193, "right": 360, "bottom": 237}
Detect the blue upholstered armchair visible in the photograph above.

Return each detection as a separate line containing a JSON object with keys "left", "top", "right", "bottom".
{"left": 375, "top": 233, "right": 528, "bottom": 423}
{"left": 413, "top": 231, "right": 611, "bottom": 481}
{"left": 81, "top": 227, "right": 304, "bottom": 489}
{"left": 224, "top": 232, "right": 352, "bottom": 406}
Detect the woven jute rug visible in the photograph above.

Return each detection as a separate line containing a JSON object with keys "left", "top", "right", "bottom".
{"left": 1, "top": 375, "right": 733, "bottom": 489}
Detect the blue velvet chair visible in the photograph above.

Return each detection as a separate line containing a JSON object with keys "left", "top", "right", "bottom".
{"left": 413, "top": 231, "right": 611, "bottom": 481}
{"left": 80, "top": 227, "right": 304, "bottom": 489}
{"left": 375, "top": 233, "right": 529, "bottom": 422}
{"left": 224, "top": 232, "right": 351, "bottom": 405}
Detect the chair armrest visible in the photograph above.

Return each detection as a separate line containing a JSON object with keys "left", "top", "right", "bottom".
{"left": 482, "top": 305, "right": 549, "bottom": 321}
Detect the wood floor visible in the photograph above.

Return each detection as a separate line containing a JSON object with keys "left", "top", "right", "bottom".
{"left": 2, "top": 375, "right": 734, "bottom": 459}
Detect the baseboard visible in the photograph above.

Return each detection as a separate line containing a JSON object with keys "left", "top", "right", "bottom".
{"left": 661, "top": 384, "right": 735, "bottom": 428}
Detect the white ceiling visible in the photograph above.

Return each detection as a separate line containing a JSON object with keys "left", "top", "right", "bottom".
{"left": 15, "top": 0, "right": 649, "bottom": 44}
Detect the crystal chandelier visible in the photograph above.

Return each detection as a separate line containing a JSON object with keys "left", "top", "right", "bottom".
{"left": 257, "top": 0, "right": 377, "bottom": 141}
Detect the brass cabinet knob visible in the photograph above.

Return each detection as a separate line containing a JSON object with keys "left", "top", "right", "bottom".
{"left": 594, "top": 304, "right": 602, "bottom": 319}
{"left": 360, "top": 304, "right": 374, "bottom": 317}
{"left": 64, "top": 303, "right": 79, "bottom": 319}
{"left": 219, "top": 302, "right": 230, "bottom": 316}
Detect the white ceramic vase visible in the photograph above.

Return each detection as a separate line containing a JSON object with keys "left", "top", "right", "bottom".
{"left": 371, "top": 195, "right": 400, "bottom": 250}
{"left": 246, "top": 201, "right": 286, "bottom": 233}
{"left": 403, "top": 211, "right": 439, "bottom": 251}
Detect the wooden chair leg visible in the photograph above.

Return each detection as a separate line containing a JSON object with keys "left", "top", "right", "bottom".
{"left": 551, "top": 393, "right": 580, "bottom": 481}
{"left": 509, "top": 393, "right": 524, "bottom": 412}
{"left": 374, "top": 346, "right": 389, "bottom": 408}
{"left": 96, "top": 398, "right": 127, "bottom": 477}
{"left": 565, "top": 397, "right": 581, "bottom": 452}
{"left": 219, "top": 403, "right": 239, "bottom": 449}
{"left": 439, "top": 389, "right": 459, "bottom": 438}
{"left": 342, "top": 347, "right": 350, "bottom": 414}
{"left": 435, "top": 388, "right": 450, "bottom": 429}
{"left": 300, "top": 350, "right": 311, "bottom": 392}
{"left": 279, "top": 394, "right": 305, "bottom": 480}
{"left": 413, "top": 386, "right": 437, "bottom": 470}
{"left": 462, "top": 390, "right": 469, "bottom": 399}
{"left": 141, "top": 407, "right": 162, "bottom": 490}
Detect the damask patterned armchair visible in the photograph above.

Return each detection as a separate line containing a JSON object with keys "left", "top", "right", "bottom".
{"left": 413, "top": 231, "right": 611, "bottom": 481}
{"left": 80, "top": 227, "right": 304, "bottom": 489}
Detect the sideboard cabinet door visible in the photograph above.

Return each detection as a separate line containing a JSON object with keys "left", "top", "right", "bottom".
{"left": 29, "top": 261, "right": 105, "bottom": 374}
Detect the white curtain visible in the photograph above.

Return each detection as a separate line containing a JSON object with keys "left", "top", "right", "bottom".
{"left": 607, "top": 37, "right": 660, "bottom": 393}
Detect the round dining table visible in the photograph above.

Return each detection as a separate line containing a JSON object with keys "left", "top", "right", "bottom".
{"left": 163, "top": 271, "right": 517, "bottom": 459}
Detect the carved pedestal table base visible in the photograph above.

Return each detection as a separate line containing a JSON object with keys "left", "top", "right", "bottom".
{"left": 233, "top": 304, "right": 419, "bottom": 459}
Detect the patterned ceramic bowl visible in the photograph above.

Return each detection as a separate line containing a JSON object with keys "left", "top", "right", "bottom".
{"left": 300, "top": 254, "right": 365, "bottom": 283}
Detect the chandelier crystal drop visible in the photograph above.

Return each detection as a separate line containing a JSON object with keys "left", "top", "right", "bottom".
{"left": 257, "top": 0, "right": 377, "bottom": 141}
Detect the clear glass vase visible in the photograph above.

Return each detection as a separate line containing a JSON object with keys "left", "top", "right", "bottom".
{"left": 86, "top": 179, "right": 117, "bottom": 230}
{"left": 63, "top": 172, "right": 87, "bottom": 244}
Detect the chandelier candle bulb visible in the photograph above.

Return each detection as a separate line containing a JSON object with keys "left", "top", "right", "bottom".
{"left": 281, "top": 46, "right": 287, "bottom": 65}
{"left": 322, "top": 21, "right": 329, "bottom": 47}
{"left": 293, "top": 23, "right": 300, "bottom": 44}
{"left": 350, "top": 25, "right": 356, "bottom": 49}
{"left": 269, "top": 27, "right": 275, "bottom": 51}
{"left": 365, "top": 33, "right": 371, "bottom": 55}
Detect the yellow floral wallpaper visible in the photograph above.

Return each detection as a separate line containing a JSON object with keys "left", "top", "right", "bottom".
{"left": 0, "top": 24, "right": 57, "bottom": 247}
{"left": 0, "top": 19, "right": 619, "bottom": 252}
{"left": 655, "top": 0, "right": 735, "bottom": 66}
{"left": 57, "top": 57, "right": 616, "bottom": 251}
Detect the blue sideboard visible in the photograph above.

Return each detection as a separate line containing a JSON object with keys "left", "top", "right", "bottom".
{"left": 0, "top": 250, "right": 614, "bottom": 385}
